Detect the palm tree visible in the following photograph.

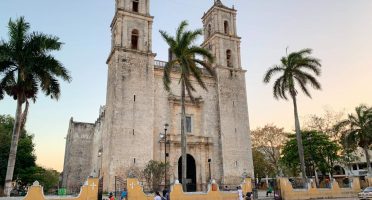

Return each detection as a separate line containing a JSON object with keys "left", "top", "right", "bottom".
{"left": 335, "top": 105, "right": 372, "bottom": 175}
{"left": 159, "top": 21, "right": 214, "bottom": 191}
{"left": 0, "top": 17, "right": 71, "bottom": 196}
{"left": 263, "top": 48, "right": 322, "bottom": 181}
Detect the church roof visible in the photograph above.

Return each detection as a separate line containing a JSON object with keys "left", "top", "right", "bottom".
{"left": 214, "top": 0, "right": 234, "bottom": 11}
{"left": 203, "top": 0, "right": 236, "bottom": 20}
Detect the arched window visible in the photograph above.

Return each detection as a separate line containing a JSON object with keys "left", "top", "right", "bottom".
{"left": 208, "top": 24, "right": 212, "bottom": 37}
{"left": 131, "top": 29, "right": 139, "bottom": 50}
{"left": 224, "top": 21, "right": 229, "bottom": 35}
{"left": 226, "top": 50, "right": 232, "bottom": 67}
{"left": 133, "top": 0, "right": 139, "bottom": 12}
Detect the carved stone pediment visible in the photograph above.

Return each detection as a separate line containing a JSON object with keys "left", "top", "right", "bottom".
{"left": 164, "top": 134, "right": 213, "bottom": 146}
{"left": 168, "top": 95, "right": 204, "bottom": 106}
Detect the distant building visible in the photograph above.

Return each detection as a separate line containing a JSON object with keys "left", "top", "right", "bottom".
{"left": 333, "top": 148, "right": 372, "bottom": 177}
{"left": 62, "top": 0, "right": 254, "bottom": 193}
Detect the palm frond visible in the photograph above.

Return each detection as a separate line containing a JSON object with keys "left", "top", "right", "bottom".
{"left": 25, "top": 32, "right": 62, "bottom": 54}
{"left": 159, "top": 30, "right": 176, "bottom": 50}
{"left": 294, "top": 76, "right": 311, "bottom": 98}
{"left": 263, "top": 65, "right": 284, "bottom": 83}
{"left": 176, "top": 21, "right": 188, "bottom": 43}
{"left": 296, "top": 48, "right": 313, "bottom": 57}
{"left": 188, "top": 62, "right": 207, "bottom": 91}
{"left": 162, "top": 59, "right": 178, "bottom": 92}
{"left": 188, "top": 46, "right": 214, "bottom": 63}
{"left": 293, "top": 70, "right": 321, "bottom": 90}
{"left": 192, "top": 59, "right": 215, "bottom": 77}
{"left": 273, "top": 76, "right": 283, "bottom": 100}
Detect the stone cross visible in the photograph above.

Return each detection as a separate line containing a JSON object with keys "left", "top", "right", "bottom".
{"left": 130, "top": 182, "right": 136, "bottom": 189}
{"left": 90, "top": 182, "right": 97, "bottom": 191}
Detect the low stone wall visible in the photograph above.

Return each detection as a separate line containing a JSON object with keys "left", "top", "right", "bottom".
{"left": 22, "top": 178, "right": 98, "bottom": 200}
{"left": 22, "top": 177, "right": 252, "bottom": 200}
{"left": 278, "top": 177, "right": 360, "bottom": 200}
{"left": 127, "top": 178, "right": 252, "bottom": 200}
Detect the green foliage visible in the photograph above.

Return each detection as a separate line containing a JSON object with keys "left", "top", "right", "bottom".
{"left": 18, "top": 167, "right": 59, "bottom": 192}
{"left": 252, "top": 148, "right": 276, "bottom": 178}
{"left": 0, "top": 16, "right": 71, "bottom": 102}
{"left": 335, "top": 104, "right": 372, "bottom": 174}
{"left": 0, "top": 115, "right": 59, "bottom": 192}
{"left": 0, "top": 115, "right": 36, "bottom": 187}
{"left": 281, "top": 130, "right": 341, "bottom": 176}
{"left": 143, "top": 160, "right": 169, "bottom": 192}
{"left": 159, "top": 20, "right": 215, "bottom": 100}
{"left": 263, "top": 48, "right": 322, "bottom": 100}
{"left": 335, "top": 105, "right": 372, "bottom": 150}
{"left": 1, "top": 17, "right": 70, "bottom": 195}
{"left": 263, "top": 48, "right": 322, "bottom": 180}
{"left": 251, "top": 124, "right": 288, "bottom": 175}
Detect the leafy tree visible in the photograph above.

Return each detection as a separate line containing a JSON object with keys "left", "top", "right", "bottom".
{"left": 335, "top": 105, "right": 372, "bottom": 175}
{"left": 0, "top": 115, "right": 36, "bottom": 189}
{"left": 143, "top": 160, "right": 169, "bottom": 192}
{"left": 304, "top": 108, "right": 345, "bottom": 141}
{"left": 281, "top": 131, "right": 340, "bottom": 177}
{"left": 252, "top": 148, "right": 276, "bottom": 179}
{"left": 251, "top": 124, "right": 288, "bottom": 175}
{"left": 19, "top": 167, "right": 59, "bottom": 193}
{"left": 0, "top": 17, "right": 71, "bottom": 196}
{"left": 159, "top": 21, "right": 214, "bottom": 191}
{"left": 263, "top": 48, "right": 322, "bottom": 181}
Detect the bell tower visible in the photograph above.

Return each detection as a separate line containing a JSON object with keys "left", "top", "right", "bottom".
{"left": 103, "top": 0, "right": 155, "bottom": 191}
{"left": 202, "top": 1, "right": 254, "bottom": 185}
{"left": 202, "top": 0, "right": 241, "bottom": 69}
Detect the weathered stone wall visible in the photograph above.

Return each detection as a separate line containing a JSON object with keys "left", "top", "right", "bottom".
{"left": 202, "top": 1, "right": 254, "bottom": 185}
{"left": 89, "top": 106, "right": 105, "bottom": 178}
{"left": 103, "top": 49, "right": 155, "bottom": 191}
{"left": 153, "top": 66, "right": 222, "bottom": 190}
{"left": 62, "top": 119, "right": 95, "bottom": 193}
{"left": 216, "top": 67, "right": 254, "bottom": 184}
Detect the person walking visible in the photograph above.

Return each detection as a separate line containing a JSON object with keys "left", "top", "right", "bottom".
{"left": 109, "top": 192, "right": 115, "bottom": 200}
{"left": 121, "top": 189, "right": 127, "bottom": 200}
{"left": 154, "top": 191, "right": 162, "bottom": 200}
{"left": 237, "top": 186, "right": 244, "bottom": 200}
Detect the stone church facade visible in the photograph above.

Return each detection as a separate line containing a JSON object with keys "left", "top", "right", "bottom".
{"left": 62, "top": 0, "right": 254, "bottom": 192}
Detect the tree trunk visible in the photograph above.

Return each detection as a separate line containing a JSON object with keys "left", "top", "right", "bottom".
{"left": 291, "top": 95, "right": 307, "bottom": 182}
{"left": 363, "top": 145, "right": 372, "bottom": 175}
{"left": 20, "top": 100, "right": 29, "bottom": 131}
{"left": 4, "top": 98, "right": 23, "bottom": 196}
{"left": 181, "top": 81, "right": 187, "bottom": 191}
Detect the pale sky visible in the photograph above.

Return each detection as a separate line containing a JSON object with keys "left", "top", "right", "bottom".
{"left": 0, "top": 0, "right": 371, "bottom": 172}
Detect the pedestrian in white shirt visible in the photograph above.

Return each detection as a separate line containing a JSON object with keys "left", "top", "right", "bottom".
{"left": 154, "top": 191, "right": 162, "bottom": 200}
{"left": 237, "top": 186, "right": 243, "bottom": 200}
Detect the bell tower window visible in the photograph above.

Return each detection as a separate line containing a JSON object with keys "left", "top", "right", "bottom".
{"left": 226, "top": 50, "right": 232, "bottom": 67}
{"left": 224, "top": 21, "right": 229, "bottom": 35}
{"left": 133, "top": 0, "right": 139, "bottom": 12}
{"left": 207, "top": 24, "right": 212, "bottom": 37}
{"left": 131, "top": 29, "right": 139, "bottom": 50}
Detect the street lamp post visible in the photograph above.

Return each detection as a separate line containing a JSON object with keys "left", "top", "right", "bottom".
{"left": 208, "top": 159, "right": 211, "bottom": 181}
{"left": 160, "top": 123, "right": 169, "bottom": 189}
{"left": 98, "top": 149, "right": 103, "bottom": 178}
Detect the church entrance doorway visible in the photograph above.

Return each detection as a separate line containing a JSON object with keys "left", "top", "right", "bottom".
{"left": 178, "top": 154, "right": 197, "bottom": 192}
